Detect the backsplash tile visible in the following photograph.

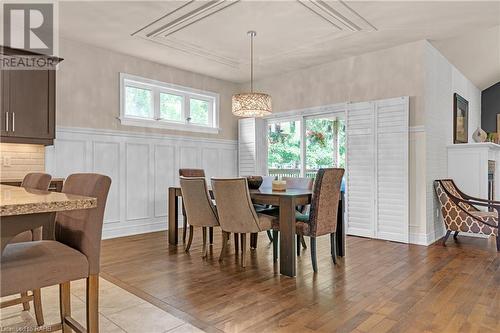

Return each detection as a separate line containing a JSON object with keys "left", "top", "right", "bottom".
{"left": 0, "top": 143, "right": 45, "bottom": 180}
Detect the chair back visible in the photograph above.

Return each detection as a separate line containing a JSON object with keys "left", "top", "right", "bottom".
{"left": 283, "top": 177, "right": 313, "bottom": 190}
{"left": 55, "top": 173, "right": 111, "bottom": 275}
{"left": 211, "top": 178, "right": 261, "bottom": 233}
{"left": 439, "top": 179, "right": 477, "bottom": 212}
{"left": 179, "top": 169, "right": 205, "bottom": 178}
{"left": 180, "top": 177, "right": 218, "bottom": 227}
{"left": 21, "top": 173, "right": 52, "bottom": 191}
{"left": 308, "top": 168, "right": 344, "bottom": 237}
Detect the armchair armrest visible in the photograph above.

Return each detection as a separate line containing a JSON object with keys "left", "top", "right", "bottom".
{"left": 447, "top": 195, "right": 499, "bottom": 228}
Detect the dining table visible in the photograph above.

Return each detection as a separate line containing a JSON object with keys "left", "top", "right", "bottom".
{"left": 168, "top": 186, "right": 345, "bottom": 277}
{"left": 0, "top": 184, "right": 97, "bottom": 255}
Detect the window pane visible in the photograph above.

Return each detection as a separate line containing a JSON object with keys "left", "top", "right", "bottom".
{"left": 125, "top": 86, "right": 153, "bottom": 118}
{"left": 160, "top": 93, "right": 183, "bottom": 121}
{"left": 267, "top": 120, "right": 301, "bottom": 180}
{"left": 189, "top": 98, "right": 209, "bottom": 125}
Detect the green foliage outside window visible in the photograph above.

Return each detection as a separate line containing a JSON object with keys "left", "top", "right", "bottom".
{"left": 160, "top": 93, "right": 183, "bottom": 121}
{"left": 190, "top": 99, "right": 209, "bottom": 125}
{"left": 125, "top": 86, "right": 152, "bottom": 118}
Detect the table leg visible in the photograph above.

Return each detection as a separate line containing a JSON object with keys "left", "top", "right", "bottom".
{"left": 336, "top": 192, "right": 345, "bottom": 257}
{"left": 279, "top": 196, "right": 296, "bottom": 277}
{"left": 168, "top": 188, "right": 179, "bottom": 245}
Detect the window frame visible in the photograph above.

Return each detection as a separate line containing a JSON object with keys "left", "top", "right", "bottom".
{"left": 119, "top": 73, "right": 220, "bottom": 134}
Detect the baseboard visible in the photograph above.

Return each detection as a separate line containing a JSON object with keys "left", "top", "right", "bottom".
{"left": 409, "top": 232, "right": 434, "bottom": 246}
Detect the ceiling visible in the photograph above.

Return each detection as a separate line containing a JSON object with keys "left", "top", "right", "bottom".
{"left": 59, "top": 1, "right": 500, "bottom": 87}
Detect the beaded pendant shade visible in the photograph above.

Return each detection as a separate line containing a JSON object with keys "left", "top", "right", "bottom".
{"left": 232, "top": 31, "right": 272, "bottom": 117}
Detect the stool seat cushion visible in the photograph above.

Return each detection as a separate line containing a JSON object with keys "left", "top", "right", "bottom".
{"left": 1, "top": 240, "right": 88, "bottom": 297}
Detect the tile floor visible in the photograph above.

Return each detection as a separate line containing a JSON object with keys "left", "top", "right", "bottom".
{"left": 0, "top": 277, "right": 205, "bottom": 333}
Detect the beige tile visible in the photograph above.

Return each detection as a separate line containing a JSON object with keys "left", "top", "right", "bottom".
{"left": 71, "top": 278, "right": 145, "bottom": 316}
{"left": 106, "top": 302, "right": 185, "bottom": 333}
{"left": 166, "top": 323, "right": 206, "bottom": 333}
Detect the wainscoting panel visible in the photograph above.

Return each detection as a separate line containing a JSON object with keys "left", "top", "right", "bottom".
{"left": 45, "top": 127, "right": 238, "bottom": 239}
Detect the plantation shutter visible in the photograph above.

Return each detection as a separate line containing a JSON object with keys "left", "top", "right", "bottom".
{"left": 238, "top": 118, "right": 267, "bottom": 176}
{"left": 346, "top": 102, "right": 376, "bottom": 238}
{"left": 346, "top": 97, "right": 409, "bottom": 243}
{"left": 375, "top": 98, "right": 409, "bottom": 242}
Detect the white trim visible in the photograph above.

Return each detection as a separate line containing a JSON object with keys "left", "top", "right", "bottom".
{"left": 55, "top": 126, "right": 235, "bottom": 146}
{"left": 265, "top": 102, "right": 348, "bottom": 120}
{"left": 410, "top": 125, "right": 425, "bottom": 133}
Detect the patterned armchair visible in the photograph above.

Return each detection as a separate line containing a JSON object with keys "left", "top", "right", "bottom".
{"left": 434, "top": 179, "right": 499, "bottom": 251}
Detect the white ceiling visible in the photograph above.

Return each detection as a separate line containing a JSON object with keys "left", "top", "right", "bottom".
{"left": 59, "top": 1, "right": 500, "bottom": 87}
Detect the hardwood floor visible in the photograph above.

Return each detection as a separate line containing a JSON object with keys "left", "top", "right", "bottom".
{"left": 100, "top": 230, "right": 500, "bottom": 333}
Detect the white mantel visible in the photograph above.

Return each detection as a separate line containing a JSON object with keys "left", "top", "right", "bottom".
{"left": 447, "top": 142, "right": 500, "bottom": 201}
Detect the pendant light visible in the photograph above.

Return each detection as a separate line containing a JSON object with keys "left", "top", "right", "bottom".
{"left": 232, "top": 31, "right": 272, "bottom": 117}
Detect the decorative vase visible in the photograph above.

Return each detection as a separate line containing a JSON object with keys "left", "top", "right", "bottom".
{"left": 246, "top": 176, "right": 263, "bottom": 189}
{"left": 472, "top": 128, "right": 487, "bottom": 143}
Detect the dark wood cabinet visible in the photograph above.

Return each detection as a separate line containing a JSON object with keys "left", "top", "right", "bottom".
{"left": 1, "top": 47, "right": 61, "bottom": 146}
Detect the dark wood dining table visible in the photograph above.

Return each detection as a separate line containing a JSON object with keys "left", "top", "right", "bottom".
{"left": 168, "top": 186, "right": 345, "bottom": 277}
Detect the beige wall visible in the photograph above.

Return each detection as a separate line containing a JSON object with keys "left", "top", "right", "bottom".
{"left": 242, "top": 40, "right": 426, "bottom": 127}
{"left": 57, "top": 38, "right": 240, "bottom": 140}
{"left": 0, "top": 143, "right": 45, "bottom": 180}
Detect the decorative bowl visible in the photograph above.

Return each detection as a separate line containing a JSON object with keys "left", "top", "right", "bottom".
{"left": 246, "top": 176, "right": 263, "bottom": 189}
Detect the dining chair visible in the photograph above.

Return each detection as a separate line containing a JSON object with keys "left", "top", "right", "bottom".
{"left": 180, "top": 177, "right": 219, "bottom": 257}
{"left": 283, "top": 177, "right": 314, "bottom": 253}
{"left": 434, "top": 179, "right": 499, "bottom": 250}
{"left": 1, "top": 173, "right": 111, "bottom": 333}
{"left": 0, "top": 172, "right": 52, "bottom": 327}
{"left": 179, "top": 169, "right": 214, "bottom": 244}
{"left": 272, "top": 169, "right": 344, "bottom": 272}
{"left": 211, "top": 178, "right": 278, "bottom": 267}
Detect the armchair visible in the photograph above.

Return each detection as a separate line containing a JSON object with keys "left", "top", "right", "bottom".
{"left": 434, "top": 179, "right": 499, "bottom": 251}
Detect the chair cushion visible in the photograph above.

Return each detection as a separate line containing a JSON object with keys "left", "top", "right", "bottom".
{"left": 257, "top": 213, "right": 276, "bottom": 231}
{"left": 1, "top": 240, "right": 89, "bottom": 297}
{"left": 10, "top": 231, "right": 33, "bottom": 243}
{"left": 295, "top": 212, "right": 309, "bottom": 222}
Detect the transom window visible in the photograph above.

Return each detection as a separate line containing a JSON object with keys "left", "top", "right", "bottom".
{"left": 120, "top": 73, "right": 219, "bottom": 133}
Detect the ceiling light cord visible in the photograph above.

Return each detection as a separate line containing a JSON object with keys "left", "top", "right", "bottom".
{"left": 248, "top": 30, "right": 256, "bottom": 93}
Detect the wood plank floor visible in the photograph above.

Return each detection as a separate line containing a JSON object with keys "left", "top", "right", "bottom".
{"left": 100, "top": 230, "right": 500, "bottom": 333}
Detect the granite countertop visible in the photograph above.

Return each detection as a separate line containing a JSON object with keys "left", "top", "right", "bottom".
{"left": 0, "top": 184, "right": 96, "bottom": 216}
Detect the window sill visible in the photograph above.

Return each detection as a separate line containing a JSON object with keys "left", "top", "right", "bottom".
{"left": 119, "top": 117, "right": 220, "bottom": 134}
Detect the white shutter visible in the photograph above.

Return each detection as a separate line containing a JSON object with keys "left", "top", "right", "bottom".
{"left": 346, "top": 102, "right": 376, "bottom": 238}
{"left": 346, "top": 97, "right": 409, "bottom": 243}
{"left": 238, "top": 118, "right": 267, "bottom": 176}
{"left": 375, "top": 97, "right": 409, "bottom": 243}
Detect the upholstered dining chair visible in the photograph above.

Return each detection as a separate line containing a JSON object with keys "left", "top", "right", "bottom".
{"left": 0, "top": 172, "right": 52, "bottom": 327}
{"left": 180, "top": 177, "right": 219, "bottom": 257}
{"left": 211, "top": 178, "right": 278, "bottom": 268}
{"left": 272, "top": 169, "right": 344, "bottom": 272}
{"left": 434, "top": 179, "right": 499, "bottom": 251}
{"left": 1, "top": 173, "right": 111, "bottom": 333}
{"left": 283, "top": 177, "right": 314, "bottom": 253}
{"left": 179, "top": 169, "right": 215, "bottom": 244}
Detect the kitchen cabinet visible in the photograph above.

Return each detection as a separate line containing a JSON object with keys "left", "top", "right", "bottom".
{"left": 1, "top": 47, "right": 61, "bottom": 145}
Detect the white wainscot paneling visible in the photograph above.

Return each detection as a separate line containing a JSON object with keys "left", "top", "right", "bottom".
{"left": 154, "top": 145, "right": 175, "bottom": 217}
{"left": 126, "top": 143, "right": 150, "bottom": 220}
{"left": 93, "top": 141, "right": 120, "bottom": 224}
{"left": 46, "top": 127, "right": 237, "bottom": 239}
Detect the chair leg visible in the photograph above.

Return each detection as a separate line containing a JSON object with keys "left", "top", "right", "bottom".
{"left": 301, "top": 236, "right": 307, "bottom": 249}
{"left": 234, "top": 233, "right": 239, "bottom": 253}
{"left": 453, "top": 231, "right": 459, "bottom": 240}
{"left": 219, "top": 231, "right": 229, "bottom": 262}
{"left": 241, "top": 233, "right": 247, "bottom": 268}
{"left": 496, "top": 235, "right": 500, "bottom": 252}
{"left": 86, "top": 274, "right": 99, "bottom": 333}
{"left": 266, "top": 230, "right": 274, "bottom": 242}
{"left": 59, "top": 281, "right": 71, "bottom": 333}
{"left": 185, "top": 226, "right": 194, "bottom": 252}
{"left": 272, "top": 230, "right": 279, "bottom": 262}
{"left": 250, "top": 233, "right": 258, "bottom": 249}
{"left": 182, "top": 216, "right": 188, "bottom": 243}
{"left": 442, "top": 230, "right": 452, "bottom": 246}
{"left": 310, "top": 237, "right": 318, "bottom": 272}
{"left": 296, "top": 235, "right": 301, "bottom": 256}
{"left": 33, "top": 289, "right": 44, "bottom": 326}
{"left": 20, "top": 292, "right": 30, "bottom": 311}
{"left": 330, "top": 233, "right": 337, "bottom": 265}
{"left": 202, "top": 227, "right": 208, "bottom": 258}
{"left": 209, "top": 227, "right": 214, "bottom": 245}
